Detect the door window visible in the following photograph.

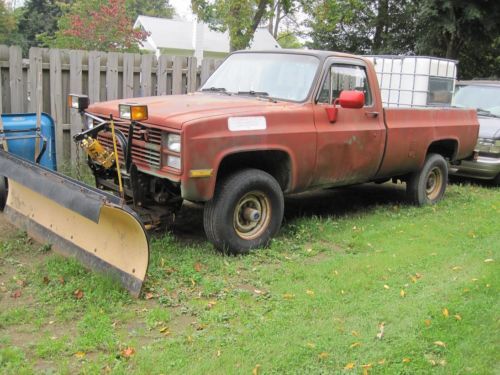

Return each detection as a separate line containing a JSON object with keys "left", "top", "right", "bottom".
{"left": 317, "top": 64, "right": 373, "bottom": 106}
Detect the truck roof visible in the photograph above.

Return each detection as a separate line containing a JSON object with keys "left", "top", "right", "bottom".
{"left": 457, "top": 80, "right": 500, "bottom": 87}
{"left": 232, "top": 49, "right": 370, "bottom": 64}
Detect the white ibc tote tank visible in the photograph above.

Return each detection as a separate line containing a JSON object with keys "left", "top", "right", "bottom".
{"left": 365, "top": 56, "right": 457, "bottom": 108}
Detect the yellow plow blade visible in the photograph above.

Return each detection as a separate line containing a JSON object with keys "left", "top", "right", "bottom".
{"left": 0, "top": 150, "right": 149, "bottom": 297}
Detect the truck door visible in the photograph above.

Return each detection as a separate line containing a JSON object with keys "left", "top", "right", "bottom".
{"left": 312, "top": 59, "right": 386, "bottom": 187}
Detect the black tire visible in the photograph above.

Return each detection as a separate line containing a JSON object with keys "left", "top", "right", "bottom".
{"left": 494, "top": 173, "right": 500, "bottom": 187}
{"left": 0, "top": 176, "right": 7, "bottom": 212}
{"left": 406, "top": 153, "right": 448, "bottom": 206}
{"left": 203, "top": 169, "right": 284, "bottom": 254}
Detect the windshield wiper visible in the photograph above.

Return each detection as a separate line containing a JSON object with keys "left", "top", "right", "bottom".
{"left": 236, "top": 91, "right": 277, "bottom": 103}
{"left": 477, "top": 108, "right": 500, "bottom": 118}
{"left": 201, "top": 87, "right": 231, "bottom": 95}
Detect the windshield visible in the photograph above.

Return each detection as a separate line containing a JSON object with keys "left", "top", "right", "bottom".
{"left": 452, "top": 85, "right": 500, "bottom": 117}
{"left": 201, "top": 53, "right": 320, "bottom": 102}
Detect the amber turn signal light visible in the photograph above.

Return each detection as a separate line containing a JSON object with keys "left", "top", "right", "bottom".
{"left": 119, "top": 104, "right": 148, "bottom": 121}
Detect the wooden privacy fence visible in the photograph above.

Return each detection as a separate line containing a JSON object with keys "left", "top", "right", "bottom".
{"left": 0, "top": 45, "right": 222, "bottom": 166}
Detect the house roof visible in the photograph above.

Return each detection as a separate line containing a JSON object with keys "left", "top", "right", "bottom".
{"left": 135, "top": 16, "right": 280, "bottom": 53}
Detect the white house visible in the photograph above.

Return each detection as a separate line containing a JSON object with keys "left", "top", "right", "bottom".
{"left": 134, "top": 16, "right": 281, "bottom": 60}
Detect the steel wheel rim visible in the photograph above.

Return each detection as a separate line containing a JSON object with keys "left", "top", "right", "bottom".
{"left": 425, "top": 167, "right": 443, "bottom": 201}
{"left": 233, "top": 191, "right": 271, "bottom": 240}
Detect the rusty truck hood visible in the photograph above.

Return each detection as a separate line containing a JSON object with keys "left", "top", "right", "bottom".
{"left": 88, "top": 93, "right": 280, "bottom": 129}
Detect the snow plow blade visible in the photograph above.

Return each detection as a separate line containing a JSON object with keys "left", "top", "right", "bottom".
{"left": 0, "top": 149, "right": 149, "bottom": 297}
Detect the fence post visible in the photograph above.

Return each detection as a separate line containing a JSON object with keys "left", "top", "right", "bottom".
{"left": 106, "top": 52, "right": 119, "bottom": 101}
{"left": 140, "top": 54, "right": 153, "bottom": 97}
{"left": 187, "top": 57, "right": 197, "bottom": 93}
{"left": 49, "top": 49, "right": 64, "bottom": 168}
{"left": 9, "top": 46, "right": 23, "bottom": 113}
{"left": 88, "top": 51, "right": 101, "bottom": 104}
{"left": 69, "top": 50, "right": 83, "bottom": 164}
{"left": 157, "top": 55, "right": 170, "bottom": 96}
{"left": 123, "top": 53, "right": 135, "bottom": 99}
{"left": 28, "top": 48, "right": 43, "bottom": 113}
{"left": 172, "top": 56, "right": 183, "bottom": 95}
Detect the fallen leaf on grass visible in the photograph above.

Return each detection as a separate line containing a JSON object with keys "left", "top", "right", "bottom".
{"left": 121, "top": 347, "right": 135, "bottom": 358}
{"left": 43, "top": 276, "right": 50, "bottom": 285}
{"left": 10, "top": 290, "right": 21, "bottom": 298}
{"left": 376, "top": 322, "right": 385, "bottom": 340}
{"left": 378, "top": 359, "right": 386, "bottom": 365}
{"left": 16, "top": 279, "right": 26, "bottom": 287}
{"left": 74, "top": 351, "right": 86, "bottom": 359}
{"left": 362, "top": 364, "right": 372, "bottom": 375}
{"left": 207, "top": 300, "right": 217, "bottom": 309}
{"left": 318, "top": 352, "right": 329, "bottom": 360}
{"left": 145, "top": 292, "right": 154, "bottom": 300}
{"left": 400, "top": 289, "right": 406, "bottom": 298}
{"left": 306, "top": 289, "right": 315, "bottom": 296}
{"left": 442, "top": 308, "right": 449, "bottom": 318}
{"left": 159, "top": 326, "right": 170, "bottom": 335}
{"left": 252, "top": 364, "right": 261, "bottom": 375}
{"left": 402, "top": 358, "right": 411, "bottom": 363}
{"left": 216, "top": 350, "right": 221, "bottom": 357}
{"left": 410, "top": 275, "right": 417, "bottom": 283}
{"left": 484, "top": 259, "right": 494, "bottom": 263}
{"left": 73, "top": 289, "right": 84, "bottom": 300}
{"left": 194, "top": 262, "right": 203, "bottom": 272}
{"left": 454, "top": 314, "right": 462, "bottom": 321}
{"left": 350, "top": 342, "right": 362, "bottom": 348}
{"left": 306, "top": 342, "right": 316, "bottom": 348}
{"left": 452, "top": 266, "right": 462, "bottom": 271}
{"left": 383, "top": 284, "right": 390, "bottom": 290}
{"left": 344, "top": 362, "right": 355, "bottom": 370}
{"left": 434, "top": 341, "right": 446, "bottom": 347}
{"left": 58, "top": 277, "right": 65, "bottom": 285}
{"left": 283, "top": 293, "right": 295, "bottom": 300}
{"left": 351, "top": 330, "right": 360, "bottom": 337}
{"left": 424, "top": 319, "right": 432, "bottom": 327}
{"left": 415, "top": 273, "right": 422, "bottom": 279}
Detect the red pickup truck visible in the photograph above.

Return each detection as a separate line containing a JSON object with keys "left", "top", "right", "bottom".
{"left": 78, "top": 50, "right": 479, "bottom": 253}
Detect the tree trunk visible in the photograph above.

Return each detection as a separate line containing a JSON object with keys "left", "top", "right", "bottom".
{"left": 373, "top": 0, "right": 389, "bottom": 53}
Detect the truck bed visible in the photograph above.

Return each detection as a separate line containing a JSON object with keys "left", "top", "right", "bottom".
{"left": 375, "top": 108, "right": 479, "bottom": 178}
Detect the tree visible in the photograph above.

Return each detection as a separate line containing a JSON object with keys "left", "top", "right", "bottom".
{"left": 276, "top": 31, "right": 302, "bottom": 48}
{"left": 0, "top": 0, "right": 17, "bottom": 45}
{"left": 304, "top": 0, "right": 418, "bottom": 55}
{"left": 48, "top": 0, "right": 149, "bottom": 52}
{"left": 15, "top": 0, "right": 71, "bottom": 52}
{"left": 126, "top": 0, "right": 175, "bottom": 20}
{"left": 415, "top": 0, "right": 500, "bottom": 79}
{"left": 191, "top": 0, "right": 274, "bottom": 51}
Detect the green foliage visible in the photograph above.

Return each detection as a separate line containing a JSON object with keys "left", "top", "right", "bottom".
{"left": 0, "top": 0, "right": 18, "bottom": 45}
{"left": 126, "top": 0, "right": 175, "bottom": 20}
{"left": 305, "top": 0, "right": 500, "bottom": 79}
{"left": 191, "top": 0, "right": 273, "bottom": 51}
{"left": 46, "top": 0, "right": 149, "bottom": 52}
{"left": 277, "top": 31, "right": 302, "bottom": 48}
{"left": 415, "top": 0, "right": 500, "bottom": 79}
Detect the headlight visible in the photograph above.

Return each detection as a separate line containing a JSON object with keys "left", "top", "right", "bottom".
{"left": 68, "top": 94, "right": 89, "bottom": 111}
{"left": 476, "top": 138, "right": 500, "bottom": 154}
{"left": 167, "top": 134, "right": 181, "bottom": 153}
{"left": 167, "top": 155, "right": 181, "bottom": 169}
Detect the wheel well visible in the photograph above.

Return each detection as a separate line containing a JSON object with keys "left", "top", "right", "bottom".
{"left": 427, "top": 139, "right": 458, "bottom": 161}
{"left": 217, "top": 151, "right": 292, "bottom": 192}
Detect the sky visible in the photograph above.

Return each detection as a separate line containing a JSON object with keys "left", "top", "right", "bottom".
{"left": 170, "top": 0, "right": 196, "bottom": 21}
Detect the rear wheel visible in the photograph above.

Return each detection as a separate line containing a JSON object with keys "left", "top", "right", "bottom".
{"left": 0, "top": 177, "right": 7, "bottom": 211}
{"left": 203, "top": 169, "right": 284, "bottom": 254}
{"left": 406, "top": 153, "right": 448, "bottom": 205}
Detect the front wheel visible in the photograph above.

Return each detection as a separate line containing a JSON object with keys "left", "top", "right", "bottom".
{"left": 406, "top": 153, "right": 448, "bottom": 205}
{"left": 203, "top": 169, "right": 284, "bottom": 254}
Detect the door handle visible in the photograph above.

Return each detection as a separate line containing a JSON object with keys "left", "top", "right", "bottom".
{"left": 365, "top": 111, "right": 379, "bottom": 118}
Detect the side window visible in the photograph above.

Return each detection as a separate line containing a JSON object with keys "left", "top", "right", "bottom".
{"left": 317, "top": 64, "right": 373, "bottom": 106}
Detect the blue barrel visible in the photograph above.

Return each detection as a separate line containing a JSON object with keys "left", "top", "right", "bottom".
{"left": 2, "top": 113, "right": 57, "bottom": 171}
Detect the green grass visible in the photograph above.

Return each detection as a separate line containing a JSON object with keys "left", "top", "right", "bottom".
{"left": 0, "top": 183, "right": 498, "bottom": 374}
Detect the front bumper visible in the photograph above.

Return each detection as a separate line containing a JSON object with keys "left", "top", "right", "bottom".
{"left": 449, "top": 156, "right": 500, "bottom": 180}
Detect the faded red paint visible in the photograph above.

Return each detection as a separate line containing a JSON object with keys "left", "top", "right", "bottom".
{"left": 87, "top": 50, "right": 479, "bottom": 202}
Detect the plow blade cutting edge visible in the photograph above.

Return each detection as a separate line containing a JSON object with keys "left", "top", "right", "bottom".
{"left": 0, "top": 149, "right": 149, "bottom": 297}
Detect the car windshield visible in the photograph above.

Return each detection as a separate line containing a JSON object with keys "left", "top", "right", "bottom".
{"left": 452, "top": 84, "right": 500, "bottom": 117}
{"left": 201, "top": 53, "right": 320, "bottom": 102}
